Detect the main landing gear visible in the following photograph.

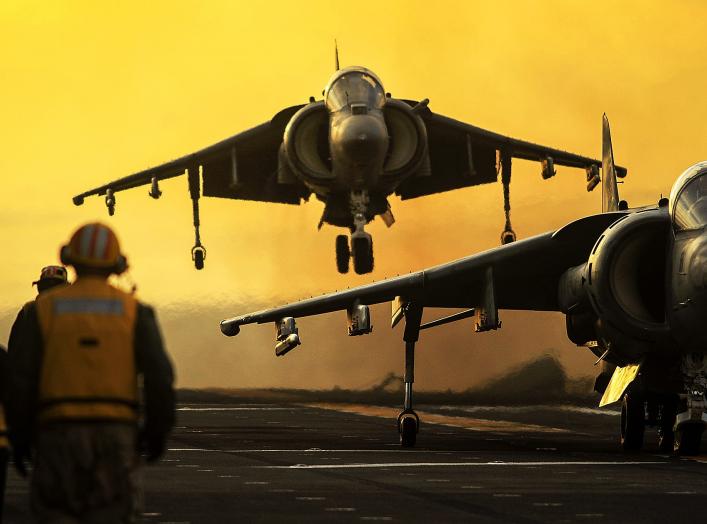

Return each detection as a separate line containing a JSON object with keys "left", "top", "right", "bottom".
{"left": 618, "top": 383, "right": 703, "bottom": 456}
{"left": 336, "top": 191, "right": 375, "bottom": 274}
{"left": 398, "top": 304, "right": 423, "bottom": 447}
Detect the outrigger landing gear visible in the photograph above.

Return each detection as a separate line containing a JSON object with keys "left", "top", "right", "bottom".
{"left": 188, "top": 166, "right": 207, "bottom": 270}
{"left": 398, "top": 304, "right": 423, "bottom": 447}
{"left": 499, "top": 151, "right": 516, "bottom": 245}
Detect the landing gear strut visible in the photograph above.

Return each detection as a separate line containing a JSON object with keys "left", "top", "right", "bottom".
{"left": 398, "top": 304, "right": 422, "bottom": 447}
{"left": 500, "top": 151, "right": 516, "bottom": 245}
{"left": 620, "top": 389, "right": 645, "bottom": 452}
{"left": 188, "top": 166, "right": 207, "bottom": 270}
{"left": 657, "top": 396, "right": 677, "bottom": 453}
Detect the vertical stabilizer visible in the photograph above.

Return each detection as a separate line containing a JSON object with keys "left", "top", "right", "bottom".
{"left": 602, "top": 114, "right": 620, "bottom": 213}
{"left": 334, "top": 39, "right": 340, "bottom": 71}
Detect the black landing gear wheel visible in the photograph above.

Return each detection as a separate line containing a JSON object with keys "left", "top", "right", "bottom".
{"left": 352, "top": 233, "right": 374, "bottom": 275}
{"left": 335, "top": 235, "right": 350, "bottom": 274}
{"left": 620, "top": 392, "right": 645, "bottom": 452}
{"left": 657, "top": 399, "right": 677, "bottom": 453}
{"left": 675, "top": 423, "right": 704, "bottom": 456}
{"left": 398, "top": 410, "right": 419, "bottom": 448}
{"left": 192, "top": 246, "right": 206, "bottom": 270}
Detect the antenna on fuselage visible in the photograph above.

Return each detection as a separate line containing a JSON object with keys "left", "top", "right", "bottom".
{"left": 334, "top": 39, "right": 340, "bottom": 71}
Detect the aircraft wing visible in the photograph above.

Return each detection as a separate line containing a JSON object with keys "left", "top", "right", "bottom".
{"left": 396, "top": 106, "right": 627, "bottom": 200}
{"left": 73, "top": 105, "right": 310, "bottom": 207}
{"left": 221, "top": 212, "right": 625, "bottom": 335}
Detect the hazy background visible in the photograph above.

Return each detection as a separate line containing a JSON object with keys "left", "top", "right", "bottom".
{"left": 2, "top": 0, "right": 706, "bottom": 390}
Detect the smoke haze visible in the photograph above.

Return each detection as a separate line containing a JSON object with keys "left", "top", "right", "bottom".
{"left": 2, "top": 0, "right": 706, "bottom": 390}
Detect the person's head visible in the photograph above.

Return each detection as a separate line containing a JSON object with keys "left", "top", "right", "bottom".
{"left": 60, "top": 222, "right": 128, "bottom": 279}
{"left": 32, "top": 265, "right": 68, "bottom": 294}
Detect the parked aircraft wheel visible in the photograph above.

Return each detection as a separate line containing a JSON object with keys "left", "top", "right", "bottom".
{"left": 335, "top": 235, "right": 350, "bottom": 274}
{"left": 620, "top": 392, "right": 645, "bottom": 452}
{"left": 675, "top": 423, "right": 704, "bottom": 456}
{"left": 352, "top": 234, "right": 374, "bottom": 274}
{"left": 657, "top": 398, "right": 677, "bottom": 453}
{"left": 399, "top": 413, "right": 418, "bottom": 448}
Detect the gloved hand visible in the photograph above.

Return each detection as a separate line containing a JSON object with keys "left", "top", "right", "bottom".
{"left": 12, "top": 444, "right": 31, "bottom": 478}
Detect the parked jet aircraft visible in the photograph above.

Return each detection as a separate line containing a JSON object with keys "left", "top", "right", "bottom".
{"left": 72, "top": 60, "right": 625, "bottom": 273}
{"left": 221, "top": 117, "right": 707, "bottom": 455}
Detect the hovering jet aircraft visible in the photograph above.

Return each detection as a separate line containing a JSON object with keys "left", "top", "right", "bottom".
{"left": 72, "top": 57, "right": 625, "bottom": 274}
{"left": 221, "top": 117, "right": 707, "bottom": 455}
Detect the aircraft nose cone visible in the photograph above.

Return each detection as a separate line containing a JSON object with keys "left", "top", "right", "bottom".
{"left": 336, "top": 114, "right": 388, "bottom": 162}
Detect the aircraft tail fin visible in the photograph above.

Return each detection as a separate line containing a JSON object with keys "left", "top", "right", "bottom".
{"left": 602, "top": 114, "right": 620, "bottom": 213}
{"left": 334, "top": 39, "right": 340, "bottom": 71}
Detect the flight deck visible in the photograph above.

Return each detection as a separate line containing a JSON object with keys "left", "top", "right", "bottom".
{"left": 5, "top": 393, "right": 707, "bottom": 523}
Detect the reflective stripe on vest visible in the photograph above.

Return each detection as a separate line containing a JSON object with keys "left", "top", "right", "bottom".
{"left": 35, "top": 277, "right": 138, "bottom": 423}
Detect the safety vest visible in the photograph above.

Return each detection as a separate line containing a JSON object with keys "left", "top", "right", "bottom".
{"left": 35, "top": 276, "right": 138, "bottom": 424}
{"left": 0, "top": 406, "right": 7, "bottom": 448}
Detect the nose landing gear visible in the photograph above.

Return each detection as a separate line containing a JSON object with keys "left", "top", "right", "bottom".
{"left": 335, "top": 235, "right": 350, "bottom": 273}
{"left": 335, "top": 191, "right": 375, "bottom": 274}
{"left": 351, "top": 230, "right": 374, "bottom": 274}
{"left": 335, "top": 232, "right": 374, "bottom": 275}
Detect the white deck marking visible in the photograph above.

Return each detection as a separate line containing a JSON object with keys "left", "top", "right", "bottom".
{"left": 304, "top": 403, "right": 571, "bottom": 434}
{"left": 177, "top": 407, "right": 288, "bottom": 411}
{"left": 168, "top": 448, "right": 483, "bottom": 454}
{"left": 259, "top": 461, "right": 665, "bottom": 470}
{"left": 434, "top": 404, "right": 619, "bottom": 417}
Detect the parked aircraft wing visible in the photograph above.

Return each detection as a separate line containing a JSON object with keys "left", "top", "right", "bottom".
{"left": 221, "top": 211, "right": 626, "bottom": 335}
{"left": 72, "top": 105, "right": 309, "bottom": 207}
{"left": 396, "top": 105, "right": 627, "bottom": 200}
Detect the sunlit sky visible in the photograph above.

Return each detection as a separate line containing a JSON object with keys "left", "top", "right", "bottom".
{"left": 1, "top": 1, "right": 706, "bottom": 389}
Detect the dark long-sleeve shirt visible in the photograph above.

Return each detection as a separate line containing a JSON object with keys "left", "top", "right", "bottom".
{"left": 6, "top": 301, "right": 175, "bottom": 450}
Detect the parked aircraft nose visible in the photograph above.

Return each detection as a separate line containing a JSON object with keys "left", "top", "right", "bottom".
{"left": 332, "top": 113, "right": 389, "bottom": 167}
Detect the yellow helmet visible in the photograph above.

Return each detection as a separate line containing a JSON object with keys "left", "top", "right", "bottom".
{"left": 60, "top": 222, "right": 128, "bottom": 273}
{"left": 32, "top": 265, "right": 68, "bottom": 286}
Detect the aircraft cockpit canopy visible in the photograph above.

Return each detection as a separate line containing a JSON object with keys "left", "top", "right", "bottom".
{"left": 671, "top": 161, "right": 707, "bottom": 232}
{"left": 324, "top": 68, "right": 385, "bottom": 113}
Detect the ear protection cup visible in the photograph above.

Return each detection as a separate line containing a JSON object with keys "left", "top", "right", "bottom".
{"left": 60, "top": 245, "right": 72, "bottom": 266}
{"left": 114, "top": 255, "right": 128, "bottom": 275}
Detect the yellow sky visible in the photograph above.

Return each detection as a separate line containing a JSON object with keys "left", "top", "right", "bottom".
{"left": 1, "top": 1, "right": 706, "bottom": 388}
